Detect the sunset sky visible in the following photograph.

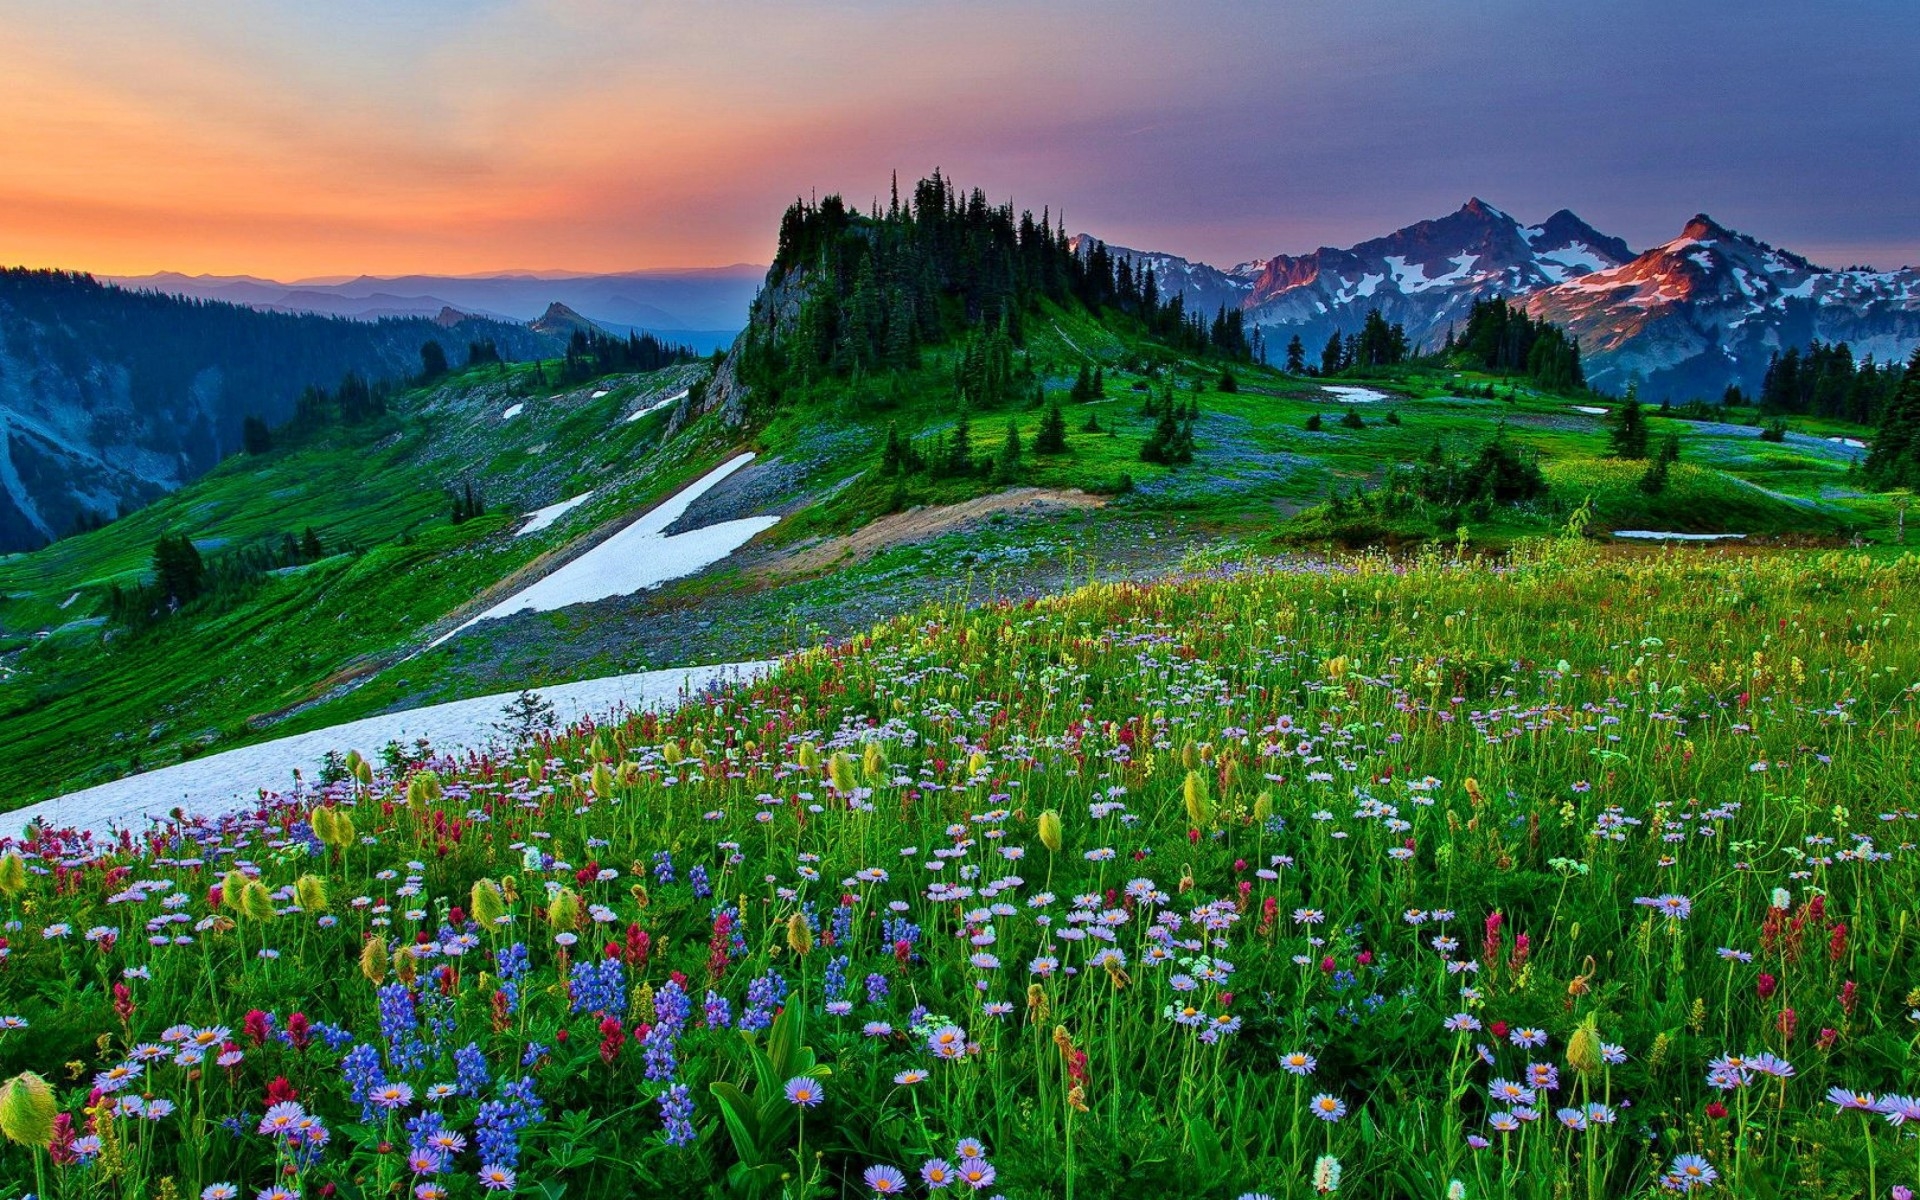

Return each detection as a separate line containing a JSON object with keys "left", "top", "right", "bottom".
{"left": 3, "top": 0, "right": 1916, "bottom": 279}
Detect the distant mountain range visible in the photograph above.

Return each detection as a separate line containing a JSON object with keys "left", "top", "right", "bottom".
{"left": 0, "top": 270, "right": 558, "bottom": 553}
{"left": 107, "top": 266, "right": 764, "bottom": 355}
{"left": 1079, "top": 201, "right": 1920, "bottom": 399}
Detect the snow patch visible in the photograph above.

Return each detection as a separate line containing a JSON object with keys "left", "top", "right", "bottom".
{"left": 1826, "top": 436, "right": 1867, "bottom": 449}
{"left": 1322, "top": 386, "right": 1391, "bottom": 404}
{"left": 1383, "top": 254, "right": 1478, "bottom": 293}
{"left": 591, "top": 389, "right": 610, "bottom": 399}
{"left": 516, "top": 491, "right": 594, "bottom": 537}
{"left": 625, "top": 389, "right": 689, "bottom": 424}
{"left": 438, "top": 454, "right": 775, "bottom": 641}
{"left": 2, "top": 661, "right": 773, "bottom": 839}
{"left": 1612, "top": 531, "right": 1748, "bottom": 541}
{"left": 501, "top": 403, "right": 524, "bottom": 420}
{"left": 1536, "top": 243, "right": 1607, "bottom": 277}
{"left": 1573, "top": 405, "right": 1610, "bottom": 416}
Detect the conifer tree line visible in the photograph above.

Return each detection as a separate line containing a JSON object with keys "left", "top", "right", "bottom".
{"left": 1443, "top": 298, "right": 1586, "bottom": 392}
{"left": 557, "top": 329, "right": 695, "bottom": 385}
{"left": 739, "top": 171, "right": 1253, "bottom": 410}
{"left": 108, "top": 525, "right": 334, "bottom": 629}
{"left": 1864, "top": 350, "right": 1920, "bottom": 488}
{"left": 1759, "top": 341, "right": 1905, "bottom": 423}
{"left": 0, "top": 266, "right": 549, "bottom": 462}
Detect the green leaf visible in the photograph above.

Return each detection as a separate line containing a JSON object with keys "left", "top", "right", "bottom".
{"left": 710, "top": 1080, "right": 764, "bottom": 1168}
{"left": 1185, "top": 1114, "right": 1225, "bottom": 1183}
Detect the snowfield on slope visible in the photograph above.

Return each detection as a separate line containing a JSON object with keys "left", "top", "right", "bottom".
{"left": 516, "top": 491, "right": 594, "bottom": 537}
{"left": 435, "top": 453, "right": 778, "bottom": 646}
{"left": 2, "top": 660, "right": 773, "bottom": 839}
{"left": 625, "top": 389, "right": 689, "bottom": 423}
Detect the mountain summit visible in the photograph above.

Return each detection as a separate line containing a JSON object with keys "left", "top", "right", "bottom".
{"left": 1526, "top": 214, "right": 1920, "bottom": 395}
{"left": 1082, "top": 202, "right": 1920, "bottom": 399}
{"left": 1223, "top": 200, "right": 1634, "bottom": 355}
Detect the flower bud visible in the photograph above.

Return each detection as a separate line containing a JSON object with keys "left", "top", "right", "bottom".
{"left": 1038, "top": 810, "right": 1062, "bottom": 854}
{"left": 0, "top": 852, "right": 25, "bottom": 897}
{"left": 471, "top": 879, "right": 506, "bottom": 929}
{"left": 0, "top": 1071, "right": 56, "bottom": 1147}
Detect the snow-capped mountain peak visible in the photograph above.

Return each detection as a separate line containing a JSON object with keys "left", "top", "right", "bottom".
{"left": 1527, "top": 214, "right": 1920, "bottom": 396}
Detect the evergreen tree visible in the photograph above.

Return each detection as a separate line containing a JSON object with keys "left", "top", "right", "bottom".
{"left": 1610, "top": 386, "right": 1650, "bottom": 459}
{"left": 991, "top": 419, "right": 1024, "bottom": 483}
{"left": 944, "top": 407, "right": 975, "bottom": 477}
{"left": 1865, "top": 350, "right": 1920, "bottom": 487}
{"left": 300, "top": 527, "right": 324, "bottom": 560}
{"left": 1070, "top": 364, "right": 1093, "bottom": 403}
{"left": 1320, "top": 332, "right": 1344, "bottom": 376}
{"left": 1285, "top": 334, "right": 1306, "bottom": 374}
{"left": 1218, "top": 369, "right": 1239, "bottom": 393}
{"left": 241, "top": 415, "right": 272, "bottom": 455}
{"left": 151, "top": 533, "right": 206, "bottom": 607}
{"left": 1035, "top": 400, "right": 1068, "bottom": 454}
{"left": 419, "top": 340, "right": 450, "bottom": 381}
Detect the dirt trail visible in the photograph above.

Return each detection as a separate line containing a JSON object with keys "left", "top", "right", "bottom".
{"left": 762, "top": 487, "right": 1103, "bottom": 578}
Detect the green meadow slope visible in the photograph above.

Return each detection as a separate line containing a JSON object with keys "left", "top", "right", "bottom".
{"left": 0, "top": 182, "right": 1907, "bottom": 809}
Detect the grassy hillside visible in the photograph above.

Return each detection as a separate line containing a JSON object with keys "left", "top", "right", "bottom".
{"left": 0, "top": 359, "right": 725, "bottom": 801}
{"left": 0, "top": 310, "right": 1899, "bottom": 807}
{"left": 2, "top": 548, "right": 1916, "bottom": 1198}
{"left": 0, "top": 178, "right": 1906, "bottom": 808}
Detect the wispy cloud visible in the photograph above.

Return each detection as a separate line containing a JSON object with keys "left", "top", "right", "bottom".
{"left": 0, "top": 0, "right": 1914, "bottom": 275}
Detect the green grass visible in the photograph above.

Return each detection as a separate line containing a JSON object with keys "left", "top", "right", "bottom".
{"left": 0, "top": 361, "right": 722, "bottom": 802}
{"left": 4, "top": 546, "right": 1918, "bottom": 1198}
{"left": 0, "top": 320, "right": 1898, "bottom": 806}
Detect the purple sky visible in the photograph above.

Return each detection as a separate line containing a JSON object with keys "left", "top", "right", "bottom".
{"left": 5, "top": 0, "right": 1916, "bottom": 276}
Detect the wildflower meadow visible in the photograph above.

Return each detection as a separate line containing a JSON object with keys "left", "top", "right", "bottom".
{"left": 3, "top": 543, "right": 1918, "bottom": 1199}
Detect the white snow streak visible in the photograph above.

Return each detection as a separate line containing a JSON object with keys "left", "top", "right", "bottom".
{"left": 1322, "top": 386, "right": 1391, "bottom": 404}
{"left": 516, "top": 491, "right": 594, "bottom": 537}
{"left": 2, "top": 661, "right": 773, "bottom": 839}
{"left": 626, "top": 389, "right": 690, "bottom": 423}
{"left": 433, "top": 454, "right": 774, "bottom": 646}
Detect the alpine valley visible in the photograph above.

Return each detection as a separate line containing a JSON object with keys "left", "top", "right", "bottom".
{"left": 2, "top": 162, "right": 1920, "bottom": 1200}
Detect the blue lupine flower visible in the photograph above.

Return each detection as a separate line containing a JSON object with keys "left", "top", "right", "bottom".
{"left": 453, "top": 1043, "right": 490, "bottom": 1097}
{"left": 659, "top": 1082, "right": 696, "bottom": 1146}
{"left": 741, "top": 970, "right": 788, "bottom": 1033}
{"left": 823, "top": 955, "right": 849, "bottom": 1002}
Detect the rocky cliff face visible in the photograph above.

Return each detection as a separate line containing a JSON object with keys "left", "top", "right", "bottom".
{"left": 692, "top": 265, "right": 812, "bottom": 429}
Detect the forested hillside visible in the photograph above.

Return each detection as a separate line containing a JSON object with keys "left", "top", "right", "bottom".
{"left": 0, "top": 269, "right": 558, "bottom": 551}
